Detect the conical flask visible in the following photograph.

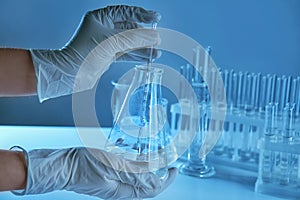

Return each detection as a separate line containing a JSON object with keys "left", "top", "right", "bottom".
{"left": 105, "top": 64, "right": 172, "bottom": 175}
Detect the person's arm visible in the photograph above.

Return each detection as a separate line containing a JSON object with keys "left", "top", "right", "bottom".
{"left": 0, "top": 149, "right": 27, "bottom": 191}
{"left": 0, "top": 5, "right": 160, "bottom": 102}
{"left": 1, "top": 147, "right": 177, "bottom": 199}
{"left": 0, "top": 49, "right": 37, "bottom": 96}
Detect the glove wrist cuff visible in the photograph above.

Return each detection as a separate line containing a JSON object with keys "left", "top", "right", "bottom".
{"left": 9, "top": 146, "right": 29, "bottom": 196}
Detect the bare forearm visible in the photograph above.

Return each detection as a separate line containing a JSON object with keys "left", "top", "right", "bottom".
{"left": 0, "top": 49, "right": 37, "bottom": 96}
{"left": 0, "top": 149, "right": 27, "bottom": 191}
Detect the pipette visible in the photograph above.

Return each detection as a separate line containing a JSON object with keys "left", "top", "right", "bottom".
{"left": 147, "top": 22, "right": 157, "bottom": 68}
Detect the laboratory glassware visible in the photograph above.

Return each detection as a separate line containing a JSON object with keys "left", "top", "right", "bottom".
{"left": 279, "top": 103, "right": 295, "bottom": 185}
{"left": 260, "top": 103, "right": 278, "bottom": 182}
{"left": 111, "top": 80, "right": 129, "bottom": 120}
{"left": 255, "top": 102, "right": 300, "bottom": 199}
{"left": 105, "top": 64, "right": 175, "bottom": 179}
{"left": 179, "top": 103, "right": 216, "bottom": 178}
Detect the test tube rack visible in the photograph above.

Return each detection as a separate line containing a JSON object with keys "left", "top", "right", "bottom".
{"left": 171, "top": 63, "right": 300, "bottom": 198}
{"left": 254, "top": 104, "right": 300, "bottom": 199}
{"left": 255, "top": 135, "right": 300, "bottom": 199}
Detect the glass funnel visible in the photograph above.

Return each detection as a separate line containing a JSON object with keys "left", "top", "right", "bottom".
{"left": 105, "top": 64, "right": 174, "bottom": 177}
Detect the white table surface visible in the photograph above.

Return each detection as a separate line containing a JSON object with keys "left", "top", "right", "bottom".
{"left": 0, "top": 126, "right": 284, "bottom": 200}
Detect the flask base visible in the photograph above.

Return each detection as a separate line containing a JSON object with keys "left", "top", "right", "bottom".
{"left": 179, "top": 163, "right": 215, "bottom": 178}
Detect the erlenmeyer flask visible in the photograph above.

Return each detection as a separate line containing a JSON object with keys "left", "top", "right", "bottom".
{"left": 111, "top": 80, "right": 129, "bottom": 120}
{"left": 105, "top": 64, "right": 172, "bottom": 177}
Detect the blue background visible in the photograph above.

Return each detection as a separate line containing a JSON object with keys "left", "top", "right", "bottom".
{"left": 0, "top": 0, "right": 299, "bottom": 126}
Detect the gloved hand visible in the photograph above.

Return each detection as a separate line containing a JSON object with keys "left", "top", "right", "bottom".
{"left": 30, "top": 5, "right": 161, "bottom": 102}
{"left": 12, "top": 147, "right": 177, "bottom": 200}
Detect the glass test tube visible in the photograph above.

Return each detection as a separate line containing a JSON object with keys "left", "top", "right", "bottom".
{"left": 192, "top": 46, "right": 201, "bottom": 83}
{"left": 239, "top": 74, "right": 254, "bottom": 161}
{"left": 210, "top": 67, "right": 217, "bottom": 101}
{"left": 250, "top": 74, "right": 259, "bottom": 161}
{"left": 222, "top": 69, "right": 233, "bottom": 157}
{"left": 259, "top": 76, "right": 267, "bottom": 114}
{"left": 255, "top": 73, "right": 262, "bottom": 113}
{"left": 280, "top": 104, "right": 295, "bottom": 185}
{"left": 261, "top": 103, "right": 278, "bottom": 182}
{"left": 186, "top": 64, "right": 193, "bottom": 84}
{"left": 285, "top": 76, "right": 293, "bottom": 105}
{"left": 290, "top": 78, "right": 298, "bottom": 104}
{"left": 279, "top": 76, "right": 288, "bottom": 113}
{"left": 296, "top": 77, "right": 300, "bottom": 117}
{"left": 223, "top": 69, "right": 230, "bottom": 106}
{"left": 228, "top": 70, "right": 235, "bottom": 110}
{"left": 245, "top": 74, "right": 254, "bottom": 115}
{"left": 265, "top": 74, "right": 273, "bottom": 106}
{"left": 231, "top": 72, "right": 238, "bottom": 112}
{"left": 275, "top": 77, "right": 282, "bottom": 112}
{"left": 236, "top": 72, "right": 244, "bottom": 113}
{"left": 251, "top": 74, "right": 257, "bottom": 112}
{"left": 221, "top": 69, "right": 231, "bottom": 155}
{"left": 270, "top": 74, "right": 277, "bottom": 104}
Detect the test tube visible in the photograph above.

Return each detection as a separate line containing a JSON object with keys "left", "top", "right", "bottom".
{"left": 265, "top": 103, "right": 279, "bottom": 136}
{"left": 236, "top": 72, "right": 244, "bottom": 113}
{"left": 210, "top": 67, "right": 217, "bottom": 101}
{"left": 186, "top": 64, "right": 193, "bottom": 84}
{"left": 290, "top": 78, "right": 298, "bottom": 104}
{"left": 213, "top": 119, "right": 225, "bottom": 155}
{"left": 192, "top": 46, "right": 201, "bottom": 83}
{"left": 271, "top": 74, "right": 277, "bottom": 103}
{"left": 228, "top": 70, "right": 234, "bottom": 110}
{"left": 265, "top": 74, "right": 273, "bottom": 105}
{"left": 245, "top": 74, "right": 254, "bottom": 115}
{"left": 202, "top": 47, "right": 211, "bottom": 85}
{"left": 179, "top": 65, "right": 187, "bottom": 98}
{"left": 250, "top": 73, "right": 257, "bottom": 115}
{"left": 254, "top": 73, "right": 262, "bottom": 113}
{"left": 296, "top": 77, "right": 300, "bottom": 117}
{"left": 285, "top": 76, "right": 293, "bottom": 105}
{"left": 223, "top": 69, "right": 230, "bottom": 105}
{"left": 282, "top": 103, "right": 295, "bottom": 139}
{"left": 240, "top": 70, "right": 253, "bottom": 161}
{"left": 298, "top": 155, "right": 300, "bottom": 187}
{"left": 242, "top": 71, "right": 248, "bottom": 108}
{"left": 261, "top": 103, "right": 278, "bottom": 182}
{"left": 232, "top": 72, "right": 238, "bottom": 113}
{"left": 240, "top": 125, "right": 253, "bottom": 161}
{"left": 274, "top": 77, "right": 282, "bottom": 111}
{"left": 279, "top": 76, "right": 288, "bottom": 113}
{"left": 259, "top": 76, "right": 267, "bottom": 114}
{"left": 280, "top": 104, "right": 295, "bottom": 185}
{"left": 216, "top": 69, "right": 226, "bottom": 103}
{"left": 249, "top": 74, "right": 259, "bottom": 160}
{"left": 223, "top": 69, "right": 234, "bottom": 157}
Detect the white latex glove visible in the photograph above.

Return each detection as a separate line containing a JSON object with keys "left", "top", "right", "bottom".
{"left": 30, "top": 5, "right": 161, "bottom": 102}
{"left": 12, "top": 147, "right": 177, "bottom": 200}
